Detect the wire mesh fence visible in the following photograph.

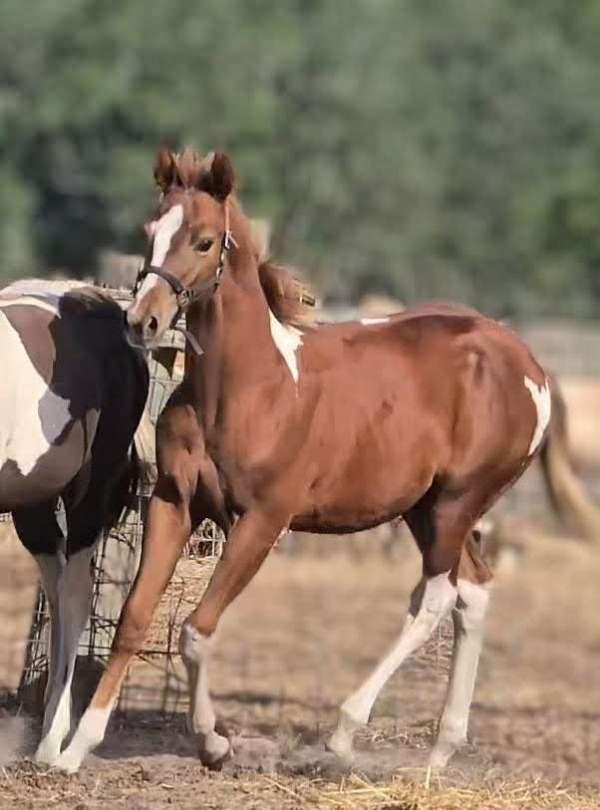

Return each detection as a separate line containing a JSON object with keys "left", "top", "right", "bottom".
{"left": 11, "top": 288, "right": 225, "bottom": 717}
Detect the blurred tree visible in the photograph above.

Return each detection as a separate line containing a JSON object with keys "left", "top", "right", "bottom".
{"left": 1, "top": 0, "right": 600, "bottom": 317}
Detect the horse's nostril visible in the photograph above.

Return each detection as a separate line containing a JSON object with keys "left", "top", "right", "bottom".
{"left": 147, "top": 316, "right": 158, "bottom": 336}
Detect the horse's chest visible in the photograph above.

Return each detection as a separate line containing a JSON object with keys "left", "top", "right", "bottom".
{"left": 0, "top": 311, "right": 73, "bottom": 477}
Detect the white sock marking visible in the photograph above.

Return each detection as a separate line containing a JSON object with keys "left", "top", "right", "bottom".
{"left": 430, "top": 578, "right": 490, "bottom": 768}
{"left": 35, "top": 548, "right": 93, "bottom": 765}
{"left": 524, "top": 376, "right": 551, "bottom": 455}
{"left": 180, "top": 624, "right": 215, "bottom": 735}
{"left": 339, "top": 572, "right": 457, "bottom": 726}
{"left": 269, "top": 311, "right": 303, "bottom": 383}
{"left": 179, "top": 623, "right": 230, "bottom": 762}
{"left": 55, "top": 705, "right": 114, "bottom": 773}
{"left": 35, "top": 554, "right": 62, "bottom": 705}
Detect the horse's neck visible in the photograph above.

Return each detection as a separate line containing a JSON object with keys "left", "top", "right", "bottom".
{"left": 187, "top": 252, "right": 282, "bottom": 432}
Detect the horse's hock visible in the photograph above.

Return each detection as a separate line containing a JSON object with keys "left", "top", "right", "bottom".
{"left": 13, "top": 287, "right": 224, "bottom": 717}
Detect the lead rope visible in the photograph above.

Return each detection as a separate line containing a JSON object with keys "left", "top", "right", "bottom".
{"left": 173, "top": 325, "right": 204, "bottom": 356}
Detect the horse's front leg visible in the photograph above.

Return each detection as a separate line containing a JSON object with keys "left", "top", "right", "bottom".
{"left": 179, "top": 510, "right": 284, "bottom": 768}
{"left": 54, "top": 484, "right": 191, "bottom": 773}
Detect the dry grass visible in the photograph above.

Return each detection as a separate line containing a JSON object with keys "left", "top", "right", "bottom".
{"left": 5, "top": 524, "right": 600, "bottom": 807}
{"left": 1, "top": 765, "right": 596, "bottom": 810}
{"left": 312, "top": 774, "right": 596, "bottom": 809}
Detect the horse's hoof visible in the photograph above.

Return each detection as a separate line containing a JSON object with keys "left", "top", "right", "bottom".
{"left": 326, "top": 732, "right": 354, "bottom": 765}
{"left": 197, "top": 732, "right": 232, "bottom": 771}
{"left": 52, "top": 750, "right": 82, "bottom": 774}
{"left": 428, "top": 738, "right": 463, "bottom": 770}
{"left": 326, "top": 710, "right": 361, "bottom": 764}
{"left": 33, "top": 743, "right": 60, "bottom": 768}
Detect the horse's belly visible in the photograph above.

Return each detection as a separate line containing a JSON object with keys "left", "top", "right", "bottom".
{"left": 292, "top": 447, "right": 435, "bottom": 534}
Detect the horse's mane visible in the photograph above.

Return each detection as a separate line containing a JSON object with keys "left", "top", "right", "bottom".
{"left": 258, "top": 261, "right": 317, "bottom": 329}
{"left": 248, "top": 218, "right": 317, "bottom": 328}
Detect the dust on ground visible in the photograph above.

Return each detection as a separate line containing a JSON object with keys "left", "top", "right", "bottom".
{"left": 3, "top": 527, "right": 600, "bottom": 808}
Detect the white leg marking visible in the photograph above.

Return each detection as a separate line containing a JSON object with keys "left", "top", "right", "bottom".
{"left": 35, "top": 548, "right": 93, "bottom": 765}
{"left": 268, "top": 311, "right": 303, "bottom": 383}
{"left": 54, "top": 705, "right": 114, "bottom": 773}
{"left": 429, "top": 578, "right": 490, "bottom": 768}
{"left": 179, "top": 623, "right": 230, "bottom": 764}
{"left": 360, "top": 317, "right": 389, "bottom": 325}
{"left": 328, "top": 572, "right": 457, "bottom": 760}
{"left": 523, "top": 376, "right": 551, "bottom": 455}
{"left": 35, "top": 554, "right": 63, "bottom": 705}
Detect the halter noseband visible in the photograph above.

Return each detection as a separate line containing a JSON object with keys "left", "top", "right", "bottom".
{"left": 133, "top": 200, "right": 236, "bottom": 326}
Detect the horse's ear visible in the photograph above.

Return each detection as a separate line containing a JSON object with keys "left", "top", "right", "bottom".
{"left": 202, "top": 151, "right": 235, "bottom": 201}
{"left": 154, "top": 147, "right": 176, "bottom": 193}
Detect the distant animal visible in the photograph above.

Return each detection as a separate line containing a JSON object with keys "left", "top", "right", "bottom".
{"left": 0, "top": 279, "right": 148, "bottom": 764}
{"left": 59, "top": 147, "right": 550, "bottom": 773}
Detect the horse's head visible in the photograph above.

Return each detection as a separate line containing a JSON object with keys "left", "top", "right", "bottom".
{"left": 126, "top": 147, "right": 236, "bottom": 348}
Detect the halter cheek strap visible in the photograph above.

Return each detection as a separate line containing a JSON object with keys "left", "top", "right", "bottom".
{"left": 133, "top": 200, "right": 237, "bottom": 327}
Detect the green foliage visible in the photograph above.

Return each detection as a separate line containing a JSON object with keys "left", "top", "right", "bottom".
{"left": 1, "top": 0, "right": 600, "bottom": 316}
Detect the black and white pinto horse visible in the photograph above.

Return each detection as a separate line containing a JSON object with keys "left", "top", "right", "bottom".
{"left": 0, "top": 279, "right": 148, "bottom": 764}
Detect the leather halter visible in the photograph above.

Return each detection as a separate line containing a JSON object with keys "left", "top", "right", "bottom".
{"left": 133, "top": 200, "right": 236, "bottom": 327}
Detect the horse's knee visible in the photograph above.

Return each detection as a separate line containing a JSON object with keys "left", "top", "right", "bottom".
{"left": 113, "top": 603, "right": 154, "bottom": 654}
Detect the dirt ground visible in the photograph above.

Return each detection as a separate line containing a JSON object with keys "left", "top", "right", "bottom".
{"left": 3, "top": 527, "right": 600, "bottom": 808}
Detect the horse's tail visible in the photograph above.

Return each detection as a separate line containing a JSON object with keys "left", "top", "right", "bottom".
{"left": 102, "top": 442, "right": 142, "bottom": 534}
{"left": 102, "top": 349, "right": 150, "bottom": 533}
{"left": 539, "top": 373, "right": 600, "bottom": 542}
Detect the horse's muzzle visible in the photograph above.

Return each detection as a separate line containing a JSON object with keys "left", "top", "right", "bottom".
{"left": 125, "top": 308, "right": 159, "bottom": 348}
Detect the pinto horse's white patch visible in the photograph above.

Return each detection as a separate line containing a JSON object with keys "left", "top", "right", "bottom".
{"left": 0, "top": 279, "right": 88, "bottom": 317}
{"left": 360, "top": 317, "right": 389, "bottom": 325}
{"left": 0, "top": 309, "right": 71, "bottom": 476}
{"left": 269, "top": 311, "right": 303, "bottom": 383}
{"left": 524, "top": 376, "right": 551, "bottom": 455}
{"left": 137, "top": 204, "right": 184, "bottom": 297}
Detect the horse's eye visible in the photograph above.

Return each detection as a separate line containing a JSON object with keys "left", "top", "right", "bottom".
{"left": 196, "top": 238, "right": 214, "bottom": 254}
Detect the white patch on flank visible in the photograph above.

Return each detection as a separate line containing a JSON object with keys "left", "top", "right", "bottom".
{"left": 269, "top": 310, "right": 303, "bottom": 383}
{"left": 360, "top": 317, "right": 389, "bottom": 325}
{"left": 523, "top": 375, "right": 551, "bottom": 455}
{"left": 0, "top": 309, "right": 71, "bottom": 475}
{"left": 137, "top": 204, "right": 184, "bottom": 298}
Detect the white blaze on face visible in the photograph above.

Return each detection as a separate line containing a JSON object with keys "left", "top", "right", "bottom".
{"left": 523, "top": 375, "right": 551, "bottom": 455}
{"left": 137, "top": 204, "right": 184, "bottom": 297}
{"left": 269, "top": 311, "right": 303, "bottom": 384}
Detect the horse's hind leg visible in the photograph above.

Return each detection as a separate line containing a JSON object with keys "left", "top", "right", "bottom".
{"left": 13, "top": 502, "right": 94, "bottom": 765}
{"left": 429, "top": 533, "right": 491, "bottom": 768}
{"left": 327, "top": 573, "right": 457, "bottom": 761}
{"left": 328, "top": 493, "right": 485, "bottom": 764}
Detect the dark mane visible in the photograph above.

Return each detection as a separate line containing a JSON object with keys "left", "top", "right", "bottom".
{"left": 60, "top": 286, "right": 125, "bottom": 320}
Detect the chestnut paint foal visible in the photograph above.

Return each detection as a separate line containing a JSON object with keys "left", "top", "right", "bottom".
{"left": 57, "top": 148, "right": 551, "bottom": 773}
